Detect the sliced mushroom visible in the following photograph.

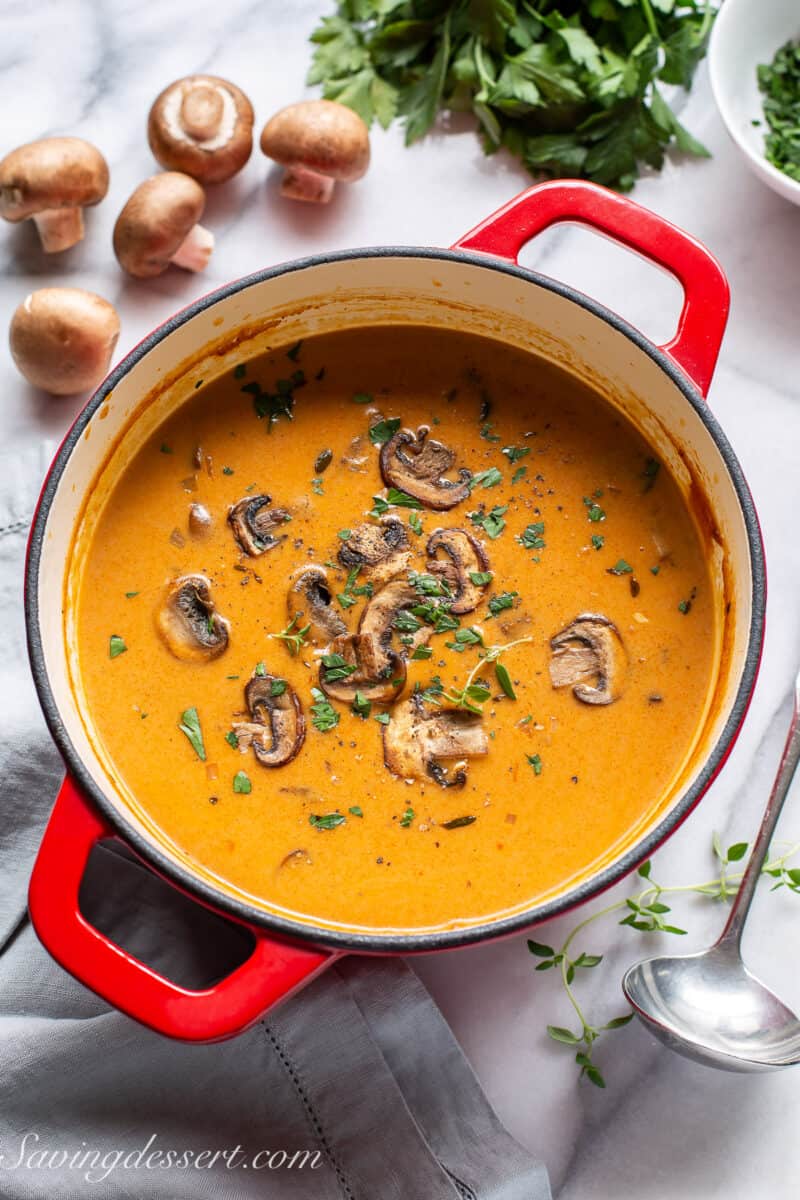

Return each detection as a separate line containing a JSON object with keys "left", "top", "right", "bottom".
{"left": 233, "top": 674, "right": 305, "bottom": 767}
{"left": 383, "top": 696, "right": 488, "bottom": 788}
{"left": 318, "top": 633, "right": 406, "bottom": 704}
{"left": 156, "top": 575, "right": 229, "bottom": 661}
{"left": 287, "top": 565, "right": 346, "bottom": 645}
{"left": 426, "top": 527, "right": 490, "bottom": 614}
{"left": 228, "top": 494, "right": 290, "bottom": 556}
{"left": 549, "top": 613, "right": 626, "bottom": 706}
{"left": 359, "top": 577, "right": 432, "bottom": 660}
{"left": 380, "top": 426, "right": 471, "bottom": 510}
{"left": 337, "top": 516, "right": 411, "bottom": 587}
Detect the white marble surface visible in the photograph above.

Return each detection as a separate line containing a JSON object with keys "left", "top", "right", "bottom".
{"left": 2, "top": 2, "right": 800, "bottom": 1196}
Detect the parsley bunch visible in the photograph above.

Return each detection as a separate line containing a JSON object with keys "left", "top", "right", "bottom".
{"left": 308, "top": 0, "right": 714, "bottom": 192}
{"left": 757, "top": 38, "right": 800, "bottom": 184}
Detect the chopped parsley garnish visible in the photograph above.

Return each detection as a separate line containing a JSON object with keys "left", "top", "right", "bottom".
{"left": 337, "top": 565, "right": 373, "bottom": 610}
{"left": 417, "top": 675, "right": 445, "bottom": 704}
{"left": 511, "top": 466, "right": 528, "bottom": 485}
{"left": 469, "top": 570, "right": 493, "bottom": 586}
{"left": 651, "top": 565, "right": 661, "bottom": 576}
{"left": 678, "top": 598, "right": 692, "bottom": 614}
{"left": 480, "top": 422, "right": 500, "bottom": 442}
{"left": 225, "top": 731, "right": 239, "bottom": 749}
{"left": 409, "top": 571, "right": 451, "bottom": 598}
{"left": 607, "top": 559, "right": 634, "bottom": 575}
{"left": 351, "top": 690, "right": 371, "bottom": 719}
{"left": 254, "top": 661, "right": 266, "bottom": 676}
{"left": 591, "top": 534, "right": 605, "bottom": 551}
{"left": 446, "top": 627, "right": 485, "bottom": 653}
{"left": 222, "top": 466, "right": 234, "bottom": 476}
{"left": 124, "top": 591, "right": 139, "bottom": 599}
{"left": 321, "top": 652, "right": 358, "bottom": 683}
{"left": 312, "top": 477, "right": 324, "bottom": 495}
{"left": 109, "top": 635, "right": 127, "bottom": 659}
{"left": 527, "top": 753, "right": 543, "bottom": 776}
{"left": 642, "top": 457, "right": 661, "bottom": 492}
{"left": 370, "top": 488, "right": 423, "bottom": 517}
{"left": 178, "top": 707, "right": 206, "bottom": 761}
{"left": 502, "top": 446, "right": 530, "bottom": 464}
{"left": 368, "top": 417, "right": 402, "bottom": 445}
{"left": 583, "top": 495, "right": 606, "bottom": 522}
{"left": 399, "top": 807, "right": 415, "bottom": 828}
{"left": 469, "top": 504, "right": 508, "bottom": 539}
{"left": 518, "top": 522, "right": 545, "bottom": 551}
{"left": 233, "top": 363, "right": 247, "bottom": 380}
{"left": 442, "top": 815, "right": 477, "bottom": 830}
{"left": 310, "top": 687, "right": 340, "bottom": 732}
{"left": 349, "top": 806, "right": 364, "bottom": 817}
{"left": 394, "top": 609, "right": 422, "bottom": 633}
{"left": 270, "top": 679, "right": 288, "bottom": 697}
{"left": 408, "top": 511, "right": 423, "bottom": 536}
{"left": 233, "top": 770, "right": 252, "bottom": 794}
{"left": 352, "top": 391, "right": 373, "bottom": 404}
{"left": 242, "top": 368, "right": 306, "bottom": 430}
{"left": 338, "top": 529, "right": 351, "bottom": 540}
{"left": 411, "top": 645, "right": 433, "bottom": 660}
{"left": 309, "top": 812, "right": 345, "bottom": 829}
{"left": 488, "top": 591, "right": 517, "bottom": 617}
{"left": 374, "top": 711, "right": 391, "bottom": 725}
{"left": 757, "top": 40, "right": 800, "bottom": 183}
{"left": 468, "top": 466, "right": 503, "bottom": 492}
{"left": 159, "top": 443, "right": 173, "bottom": 454}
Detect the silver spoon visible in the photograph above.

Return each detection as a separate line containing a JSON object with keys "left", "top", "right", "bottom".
{"left": 622, "top": 670, "right": 800, "bottom": 1071}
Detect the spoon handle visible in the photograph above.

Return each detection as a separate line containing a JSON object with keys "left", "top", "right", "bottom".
{"left": 719, "top": 672, "right": 800, "bottom": 949}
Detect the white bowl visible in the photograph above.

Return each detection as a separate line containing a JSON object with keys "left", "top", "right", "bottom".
{"left": 709, "top": 0, "right": 800, "bottom": 206}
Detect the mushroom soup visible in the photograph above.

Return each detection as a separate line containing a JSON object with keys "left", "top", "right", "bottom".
{"left": 71, "top": 325, "right": 718, "bottom": 935}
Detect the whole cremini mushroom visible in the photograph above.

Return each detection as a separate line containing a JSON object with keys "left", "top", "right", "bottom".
{"left": 113, "top": 172, "right": 213, "bottom": 278}
{"left": 148, "top": 75, "right": 255, "bottom": 184}
{"left": 260, "top": 100, "right": 370, "bottom": 203}
{"left": 0, "top": 137, "right": 109, "bottom": 252}
{"left": 9, "top": 288, "right": 120, "bottom": 395}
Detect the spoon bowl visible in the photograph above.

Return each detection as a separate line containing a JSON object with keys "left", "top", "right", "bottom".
{"left": 623, "top": 944, "right": 800, "bottom": 1071}
{"left": 622, "top": 673, "right": 800, "bottom": 1072}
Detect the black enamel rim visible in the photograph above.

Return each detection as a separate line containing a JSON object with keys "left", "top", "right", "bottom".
{"left": 25, "top": 247, "right": 766, "bottom": 954}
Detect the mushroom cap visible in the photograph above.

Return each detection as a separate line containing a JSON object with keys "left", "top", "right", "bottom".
{"left": 113, "top": 172, "right": 206, "bottom": 278}
{"left": 9, "top": 287, "right": 120, "bottom": 396}
{"left": 0, "top": 137, "right": 109, "bottom": 222}
{"left": 148, "top": 75, "right": 255, "bottom": 184}
{"left": 260, "top": 100, "right": 370, "bottom": 183}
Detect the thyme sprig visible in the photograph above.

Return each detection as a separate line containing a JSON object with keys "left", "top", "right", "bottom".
{"left": 529, "top": 834, "right": 800, "bottom": 1088}
{"left": 441, "top": 635, "right": 533, "bottom": 714}
{"left": 268, "top": 613, "right": 311, "bottom": 657}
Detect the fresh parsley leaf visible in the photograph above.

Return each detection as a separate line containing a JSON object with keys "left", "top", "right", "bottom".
{"left": 352, "top": 391, "right": 373, "bottom": 404}
{"left": 469, "top": 504, "right": 508, "bottom": 539}
{"left": 349, "top": 805, "right": 364, "bottom": 817}
{"left": 487, "top": 590, "right": 517, "bottom": 617}
{"left": 469, "top": 570, "right": 493, "bottom": 586}
{"left": 310, "top": 687, "right": 340, "bottom": 732}
{"left": 502, "top": 445, "right": 530, "bottom": 464}
{"left": 411, "top": 645, "right": 433, "bottom": 660}
{"left": 408, "top": 511, "right": 423, "bottom": 536}
{"left": 518, "top": 521, "right": 546, "bottom": 551}
{"left": 399, "top": 806, "right": 415, "bottom": 828}
{"left": 109, "top": 634, "right": 127, "bottom": 659}
{"left": 468, "top": 466, "right": 503, "bottom": 492}
{"left": 591, "top": 534, "right": 605, "bottom": 551}
{"left": 309, "top": 812, "right": 345, "bottom": 830}
{"left": 179, "top": 707, "right": 206, "bottom": 761}
{"left": 225, "top": 731, "right": 239, "bottom": 749}
{"left": 527, "top": 753, "right": 543, "bottom": 776}
{"left": 495, "top": 661, "right": 516, "bottom": 699}
{"left": 368, "top": 417, "right": 402, "bottom": 445}
{"left": 233, "top": 770, "right": 252, "bottom": 794}
{"left": 352, "top": 690, "right": 372, "bottom": 719}
{"left": 607, "top": 559, "right": 634, "bottom": 575}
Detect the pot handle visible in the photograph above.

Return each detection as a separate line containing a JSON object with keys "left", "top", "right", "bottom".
{"left": 453, "top": 179, "right": 729, "bottom": 397}
{"left": 28, "top": 776, "right": 332, "bottom": 1041}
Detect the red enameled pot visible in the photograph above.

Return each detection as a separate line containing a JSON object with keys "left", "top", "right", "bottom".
{"left": 25, "top": 181, "right": 765, "bottom": 1041}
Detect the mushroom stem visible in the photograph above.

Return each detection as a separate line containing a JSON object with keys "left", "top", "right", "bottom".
{"left": 169, "top": 222, "right": 215, "bottom": 272}
{"left": 280, "top": 165, "right": 336, "bottom": 204}
{"left": 179, "top": 85, "right": 225, "bottom": 140}
{"left": 32, "top": 206, "right": 84, "bottom": 252}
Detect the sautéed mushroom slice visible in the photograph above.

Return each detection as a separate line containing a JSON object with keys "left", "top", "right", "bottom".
{"left": 157, "top": 574, "right": 229, "bottom": 661}
{"left": 426, "top": 527, "right": 490, "bottom": 614}
{"left": 380, "top": 425, "right": 471, "bottom": 510}
{"left": 319, "top": 632, "right": 405, "bottom": 703}
{"left": 359, "top": 576, "right": 432, "bottom": 659}
{"left": 287, "top": 565, "right": 346, "bottom": 645}
{"left": 228, "top": 494, "right": 290, "bottom": 556}
{"left": 337, "top": 516, "right": 411, "bottom": 587}
{"left": 232, "top": 674, "right": 305, "bottom": 767}
{"left": 549, "top": 613, "right": 626, "bottom": 705}
{"left": 383, "top": 696, "right": 488, "bottom": 788}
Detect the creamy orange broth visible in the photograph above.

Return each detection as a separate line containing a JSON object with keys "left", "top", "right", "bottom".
{"left": 73, "top": 326, "right": 717, "bottom": 934}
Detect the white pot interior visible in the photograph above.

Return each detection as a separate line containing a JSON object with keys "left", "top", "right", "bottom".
{"left": 37, "top": 253, "right": 757, "bottom": 934}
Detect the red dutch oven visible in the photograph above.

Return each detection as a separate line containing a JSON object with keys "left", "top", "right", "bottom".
{"left": 25, "top": 181, "right": 765, "bottom": 1041}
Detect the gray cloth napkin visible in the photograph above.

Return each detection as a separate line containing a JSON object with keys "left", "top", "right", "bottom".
{"left": 0, "top": 443, "right": 551, "bottom": 1200}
